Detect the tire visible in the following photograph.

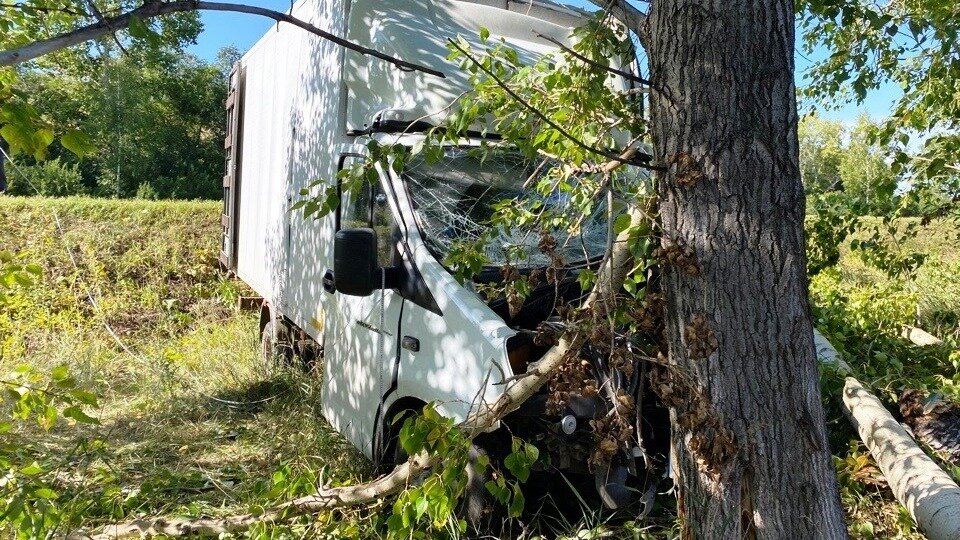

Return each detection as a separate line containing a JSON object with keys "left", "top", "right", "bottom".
{"left": 259, "top": 319, "right": 292, "bottom": 374}
{"left": 460, "top": 443, "right": 500, "bottom": 535}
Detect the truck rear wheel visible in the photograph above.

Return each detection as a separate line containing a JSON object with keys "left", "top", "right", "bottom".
{"left": 260, "top": 319, "right": 292, "bottom": 374}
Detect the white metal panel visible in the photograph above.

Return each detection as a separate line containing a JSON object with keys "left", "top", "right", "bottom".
{"left": 344, "top": 0, "right": 582, "bottom": 132}
{"left": 320, "top": 167, "right": 405, "bottom": 456}
{"left": 377, "top": 144, "right": 516, "bottom": 424}
{"left": 282, "top": 0, "right": 354, "bottom": 338}
{"left": 235, "top": 23, "right": 304, "bottom": 304}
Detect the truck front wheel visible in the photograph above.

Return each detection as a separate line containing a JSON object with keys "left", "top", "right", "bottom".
{"left": 377, "top": 409, "right": 501, "bottom": 534}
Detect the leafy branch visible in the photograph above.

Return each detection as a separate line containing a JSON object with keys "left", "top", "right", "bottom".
{"left": 446, "top": 37, "right": 658, "bottom": 170}
{"left": 0, "top": 0, "right": 445, "bottom": 77}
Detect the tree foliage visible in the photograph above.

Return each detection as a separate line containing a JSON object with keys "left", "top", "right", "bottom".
{"left": 16, "top": 48, "right": 231, "bottom": 198}
{"left": 799, "top": 0, "right": 960, "bottom": 208}
{"left": 800, "top": 114, "right": 898, "bottom": 214}
{"left": 1, "top": 1, "right": 229, "bottom": 198}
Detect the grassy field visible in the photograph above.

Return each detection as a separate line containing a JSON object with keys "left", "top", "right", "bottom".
{"left": 1, "top": 196, "right": 958, "bottom": 539}
{"left": 0, "top": 197, "right": 375, "bottom": 538}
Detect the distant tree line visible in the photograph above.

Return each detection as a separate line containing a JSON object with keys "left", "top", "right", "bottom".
{"left": 4, "top": 13, "right": 237, "bottom": 200}
{"left": 799, "top": 115, "right": 959, "bottom": 217}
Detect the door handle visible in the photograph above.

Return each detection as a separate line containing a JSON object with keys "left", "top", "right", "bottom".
{"left": 322, "top": 270, "right": 336, "bottom": 293}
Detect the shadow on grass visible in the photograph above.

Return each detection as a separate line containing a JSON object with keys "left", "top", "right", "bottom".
{"left": 203, "top": 377, "right": 295, "bottom": 414}
{"left": 33, "top": 371, "right": 372, "bottom": 527}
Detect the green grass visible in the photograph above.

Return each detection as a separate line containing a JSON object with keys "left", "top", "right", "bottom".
{"left": 837, "top": 216, "right": 960, "bottom": 339}
{"left": 2, "top": 196, "right": 958, "bottom": 539}
{"left": 0, "top": 196, "right": 374, "bottom": 538}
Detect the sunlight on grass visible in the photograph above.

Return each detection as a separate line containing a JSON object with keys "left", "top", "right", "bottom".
{"left": 2, "top": 197, "right": 957, "bottom": 539}
{"left": 0, "top": 197, "right": 372, "bottom": 538}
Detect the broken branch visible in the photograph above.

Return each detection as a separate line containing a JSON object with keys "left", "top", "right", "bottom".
{"left": 533, "top": 31, "right": 650, "bottom": 86}
{"left": 448, "top": 38, "right": 659, "bottom": 170}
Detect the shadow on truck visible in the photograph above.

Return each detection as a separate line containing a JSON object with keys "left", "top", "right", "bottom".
{"left": 219, "top": 0, "right": 671, "bottom": 532}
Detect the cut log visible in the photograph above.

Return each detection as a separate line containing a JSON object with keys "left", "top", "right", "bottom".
{"left": 902, "top": 325, "right": 944, "bottom": 346}
{"left": 842, "top": 377, "right": 960, "bottom": 540}
{"left": 900, "top": 389, "right": 960, "bottom": 465}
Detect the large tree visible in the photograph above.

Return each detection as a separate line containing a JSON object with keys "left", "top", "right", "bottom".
{"left": 641, "top": 0, "right": 847, "bottom": 536}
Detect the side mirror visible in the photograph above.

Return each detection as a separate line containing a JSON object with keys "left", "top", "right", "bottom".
{"left": 334, "top": 228, "right": 379, "bottom": 296}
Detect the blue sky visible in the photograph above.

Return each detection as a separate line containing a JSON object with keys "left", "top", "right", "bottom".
{"left": 186, "top": 0, "right": 901, "bottom": 124}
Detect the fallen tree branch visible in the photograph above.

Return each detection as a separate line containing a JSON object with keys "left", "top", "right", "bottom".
{"left": 73, "top": 199, "right": 646, "bottom": 539}
{"left": 842, "top": 377, "right": 960, "bottom": 540}
{"left": 0, "top": 0, "right": 444, "bottom": 77}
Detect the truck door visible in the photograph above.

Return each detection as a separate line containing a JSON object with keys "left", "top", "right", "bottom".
{"left": 320, "top": 165, "right": 404, "bottom": 458}
{"left": 219, "top": 63, "right": 243, "bottom": 270}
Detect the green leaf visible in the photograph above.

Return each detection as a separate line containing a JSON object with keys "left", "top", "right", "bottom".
{"left": 484, "top": 479, "right": 509, "bottom": 504}
{"left": 504, "top": 452, "right": 530, "bottom": 483}
{"left": 41, "top": 404, "right": 58, "bottom": 430}
{"left": 414, "top": 494, "right": 428, "bottom": 518}
{"left": 479, "top": 26, "right": 490, "bottom": 42}
{"left": 21, "top": 461, "right": 43, "bottom": 475}
{"left": 69, "top": 389, "right": 99, "bottom": 407}
{"left": 0, "top": 123, "right": 31, "bottom": 154}
{"left": 50, "top": 364, "right": 69, "bottom": 381}
{"left": 32, "top": 487, "right": 58, "bottom": 500}
{"left": 128, "top": 16, "right": 160, "bottom": 45}
{"left": 61, "top": 129, "right": 96, "bottom": 158}
{"left": 508, "top": 482, "right": 525, "bottom": 517}
{"left": 576, "top": 269, "right": 596, "bottom": 291}
{"left": 62, "top": 405, "right": 98, "bottom": 424}
{"left": 13, "top": 272, "right": 32, "bottom": 287}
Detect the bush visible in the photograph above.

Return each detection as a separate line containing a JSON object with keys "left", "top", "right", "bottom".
{"left": 4, "top": 158, "right": 87, "bottom": 197}
{"left": 135, "top": 182, "right": 160, "bottom": 200}
{"left": 805, "top": 192, "right": 858, "bottom": 275}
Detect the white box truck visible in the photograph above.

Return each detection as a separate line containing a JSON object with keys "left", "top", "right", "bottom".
{"left": 219, "top": 0, "right": 667, "bottom": 512}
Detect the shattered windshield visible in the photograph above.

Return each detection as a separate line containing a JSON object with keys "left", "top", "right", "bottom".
{"left": 403, "top": 147, "right": 634, "bottom": 269}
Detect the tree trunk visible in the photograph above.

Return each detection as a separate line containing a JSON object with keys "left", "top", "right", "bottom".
{"left": 645, "top": 0, "right": 847, "bottom": 537}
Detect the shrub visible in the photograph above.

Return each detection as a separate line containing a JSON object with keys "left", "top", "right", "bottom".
{"left": 4, "top": 158, "right": 87, "bottom": 197}
{"left": 135, "top": 181, "right": 160, "bottom": 200}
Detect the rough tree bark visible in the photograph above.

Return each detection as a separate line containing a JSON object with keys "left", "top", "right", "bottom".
{"left": 644, "top": 0, "right": 847, "bottom": 537}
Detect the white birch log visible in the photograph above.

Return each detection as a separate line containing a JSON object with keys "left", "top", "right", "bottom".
{"left": 842, "top": 377, "right": 960, "bottom": 540}
{"left": 902, "top": 325, "right": 944, "bottom": 347}
{"left": 813, "top": 328, "right": 852, "bottom": 374}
